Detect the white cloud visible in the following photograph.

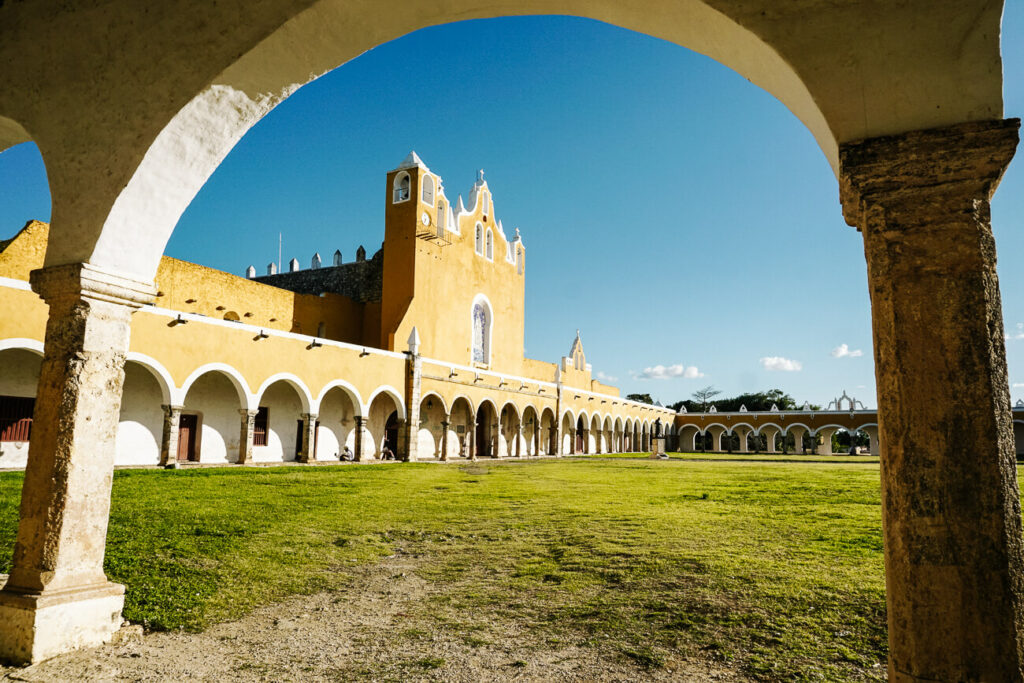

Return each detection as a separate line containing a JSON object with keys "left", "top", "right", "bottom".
{"left": 831, "top": 343, "right": 864, "bottom": 359}
{"left": 595, "top": 370, "right": 618, "bottom": 383}
{"left": 634, "top": 363, "right": 704, "bottom": 380}
{"left": 1013, "top": 383, "right": 1024, "bottom": 388}
{"left": 760, "top": 356, "right": 803, "bottom": 372}
{"left": 1007, "top": 323, "right": 1024, "bottom": 341}
{"left": 856, "top": 385, "right": 867, "bottom": 390}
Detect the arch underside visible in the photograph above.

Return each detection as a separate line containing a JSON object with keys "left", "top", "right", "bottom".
{"left": 0, "top": 0, "right": 1004, "bottom": 282}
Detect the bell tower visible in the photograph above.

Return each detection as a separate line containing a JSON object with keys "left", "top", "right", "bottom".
{"left": 381, "top": 151, "right": 433, "bottom": 350}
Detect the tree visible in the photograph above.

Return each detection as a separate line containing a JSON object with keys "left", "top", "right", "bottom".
{"left": 691, "top": 385, "right": 721, "bottom": 412}
{"left": 626, "top": 393, "right": 653, "bottom": 405}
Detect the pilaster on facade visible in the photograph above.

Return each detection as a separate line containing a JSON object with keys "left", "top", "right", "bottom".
{"left": 299, "top": 413, "right": 318, "bottom": 463}
{"left": 160, "top": 404, "right": 184, "bottom": 466}
{"left": 238, "top": 410, "right": 258, "bottom": 464}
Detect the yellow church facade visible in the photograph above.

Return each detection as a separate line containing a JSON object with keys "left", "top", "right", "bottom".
{"left": 0, "top": 154, "right": 673, "bottom": 469}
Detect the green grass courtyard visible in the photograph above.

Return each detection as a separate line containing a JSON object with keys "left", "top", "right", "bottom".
{"left": 0, "top": 456, "right": 887, "bottom": 680}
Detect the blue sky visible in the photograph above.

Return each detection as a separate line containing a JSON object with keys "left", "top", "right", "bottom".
{"left": 2, "top": 7, "right": 1024, "bottom": 409}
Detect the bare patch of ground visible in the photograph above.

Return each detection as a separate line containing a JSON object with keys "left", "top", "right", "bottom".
{"left": 1, "top": 556, "right": 746, "bottom": 682}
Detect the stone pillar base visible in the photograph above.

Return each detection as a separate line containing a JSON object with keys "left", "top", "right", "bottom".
{"left": 0, "top": 581, "right": 125, "bottom": 665}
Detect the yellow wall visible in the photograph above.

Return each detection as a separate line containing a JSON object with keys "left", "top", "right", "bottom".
{"left": 382, "top": 165, "right": 526, "bottom": 374}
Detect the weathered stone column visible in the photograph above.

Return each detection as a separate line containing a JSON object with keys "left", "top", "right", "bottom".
{"left": 298, "top": 413, "right": 318, "bottom": 463}
{"left": 815, "top": 428, "right": 836, "bottom": 456}
{"left": 0, "top": 263, "right": 155, "bottom": 664}
{"left": 353, "top": 415, "right": 368, "bottom": 461}
{"left": 469, "top": 420, "right": 477, "bottom": 461}
{"left": 160, "top": 404, "right": 184, "bottom": 466}
{"left": 238, "top": 409, "right": 257, "bottom": 464}
{"left": 762, "top": 428, "right": 778, "bottom": 454}
{"left": 841, "top": 118, "right": 1024, "bottom": 682}
{"left": 440, "top": 420, "right": 449, "bottom": 461}
{"left": 551, "top": 425, "right": 560, "bottom": 455}
{"left": 403, "top": 329, "right": 422, "bottom": 463}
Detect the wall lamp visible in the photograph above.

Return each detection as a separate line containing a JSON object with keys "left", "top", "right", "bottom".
{"left": 171, "top": 314, "right": 189, "bottom": 326}
{"left": 254, "top": 330, "right": 269, "bottom": 340}
{"left": 359, "top": 348, "right": 370, "bottom": 357}
{"left": 309, "top": 339, "right": 323, "bottom": 349}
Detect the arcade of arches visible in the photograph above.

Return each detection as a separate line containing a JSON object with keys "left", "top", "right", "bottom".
{"left": 1, "top": 2, "right": 1023, "bottom": 680}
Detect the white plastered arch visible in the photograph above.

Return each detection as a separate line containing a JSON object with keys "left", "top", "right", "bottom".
{"left": 0, "top": 338, "right": 44, "bottom": 355}
{"left": 180, "top": 362, "right": 255, "bottom": 411}
{"left": 365, "top": 384, "right": 406, "bottom": 418}
{"left": 314, "top": 379, "right": 364, "bottom": 416}
{"left": 811, "top": 423, "right": 847, "bottom": 437}
{"left": 420, "top": 390, "right": 449, "bottom": 415}
{"left": 255, "top": 372, "right": 313, "bottom": 414}
{"left": 125, "top": 351, "right": 177, "bottom": 406}
{"left": 784, "top": 422, "right": 814, "bottom": 436}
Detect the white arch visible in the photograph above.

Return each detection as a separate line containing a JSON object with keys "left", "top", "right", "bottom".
{"left": 314, "top": 379, "right": 364, "bottom": 416}
{"left": 365, "top": 384, "right": 406, "bottom": 417}
{"left": 560, "top": 406, "right": 577, "bottom": 425}
{"left": 784, "top": 422, "right": 814, "bottom": 436}
{"left": 125, "top": 351, "right": 177, "bottom": 405}
{"left": 393, "top": 170, "right": 411, "bottom": 203}
{"left": 450, "top": 393, "right": 476, "bottom": 416}
{"left": 0, "top": 338, "right": 44, "bottom": 355}
{"left": 700, "top": 422, "right": 730, "bottom": 435}
{"left": 255, "top": 372, "right": 313, "bottom": 414}
{"left": 419, "top": 390, "right": 449, "bottom": 415}
{"left": 180, "top": 362, "right": 254, "bottom": 410}
{"left": 811, "top": 423, "right": 848, "bottom": 436}
{"left": 614, "top": 416, "right": 624, "bottom": 431}
{"left": 728, "top": 421, "right": 757, "bottom": 434}
{"left": 754, "top": 422, "right": 785, "bottom": 435}
{"left": 853, "top": 422, "right": 879, "bottom": 432}
{"left": 499, "top": 400, "right": 521, "bottom": 418}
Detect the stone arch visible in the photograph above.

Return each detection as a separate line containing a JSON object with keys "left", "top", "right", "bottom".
{"left": 365, "top": 386, "right": 403, "bottom": 459}
{"left": 417, "top": 391, "right": 448, "bottom": 459}
{"left": 124, "top": 352, "right": 176, "bottom": 406}
{"left": 117, "top": 358, "right": 171, "bottom": 466}
{"left": 393, "top": 170, "right": 411, "bottom": 203}
{"left": 0, "top": 344, "right": 44, "bottom": 468}
{"left": 447, "top": 395, "right": 475, "bottom": 458}
{"left": 315, "top": 382, "right": 361, "bottom": 460}
{"left": 254, "top": 376, "right": 313, "bottom": 462}
{"left": 498, "top": 401, "right": 521, "bottom": 457}
{"left": 521, "top": 404, "right": 540, "bottom": 456}
{"left": 475, "top": 397, "right": 499, "bottom": 459}
{"left": 589, "top": 413, "right": 602, "bottom": 454}
{"left": 560, "top": 409, "right": 577, "bottom": 455}
{"left": 255, "top": 372, "right": 313, "bottom": 414}
{"left": 181, "top": 362, "right": 253, "bottom": 411}
{"left": 314, "top": 379, "right": 364, "bottom": 417}
{"left": 539, "top": 406, "right": 557, "bottom": 455}
{"left": 180, "top": 366, "right": 250, "bottom": 463}
{"left": 365, "top": 384, "right": 406, "bottom": 419}
{"left": 39, "top": 0, "right": 987, "bottom": 284}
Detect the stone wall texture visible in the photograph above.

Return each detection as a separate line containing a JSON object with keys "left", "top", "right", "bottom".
{"left": 253, "top": 250, "right": 383, "bottom": 304}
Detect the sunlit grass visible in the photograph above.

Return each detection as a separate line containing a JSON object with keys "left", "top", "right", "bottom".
{"left": 0, "top": 458, "right": 886, "bottom": 680}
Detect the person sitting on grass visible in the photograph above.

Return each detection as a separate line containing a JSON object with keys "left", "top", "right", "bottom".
{"left": 340, "top": 446, "right": 354, "bottom": 461}
{"left": 381, "top": 442, "right": 395, "bottom": 461}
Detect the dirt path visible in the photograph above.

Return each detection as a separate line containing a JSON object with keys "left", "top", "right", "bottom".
{"left": 1, "top": 557, "right": 746, "bottom": 682}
